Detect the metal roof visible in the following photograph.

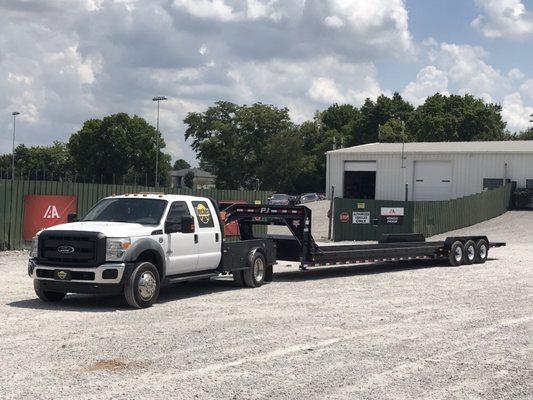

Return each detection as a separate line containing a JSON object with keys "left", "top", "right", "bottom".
{"left": 327, "top": 141, "right": 533, "bottom": 155}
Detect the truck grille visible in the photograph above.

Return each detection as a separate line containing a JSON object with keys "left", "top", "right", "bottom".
{"left": 37, "top": 231, "right": 106, "bottom": 267}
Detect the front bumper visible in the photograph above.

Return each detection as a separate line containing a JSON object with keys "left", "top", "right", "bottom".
{"left": 29, "top": 260, "right": 134, "bottom": 295}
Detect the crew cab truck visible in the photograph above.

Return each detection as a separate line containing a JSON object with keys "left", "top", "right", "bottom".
{"left": 28, "top": 194, "right": 275, "bottom": 308}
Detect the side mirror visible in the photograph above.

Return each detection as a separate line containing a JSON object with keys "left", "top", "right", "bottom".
{"left": 165, "top": 220, "right": 180, "bottom": 234}
{"left": 67, "top": 213, "right": 78, "bottom": 223}
{"left": 180, "top": 216, "right": 195, "bottom": 233}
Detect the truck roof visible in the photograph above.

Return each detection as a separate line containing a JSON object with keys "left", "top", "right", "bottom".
{"left": 104, "top": 193, "right": 212, "bottom": 202}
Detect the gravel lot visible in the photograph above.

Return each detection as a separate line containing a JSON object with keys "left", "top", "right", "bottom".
{"left": 1, "top": 211, "right": 532, "bottom": 399}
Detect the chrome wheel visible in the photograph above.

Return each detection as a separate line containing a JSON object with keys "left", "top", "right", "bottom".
{"left": 454, "top": 246, "right": 463, "bottom": 263}
{"left": 253, "top": 257, "right": 265, "bottom": 282}
{"left": 138, "top": 271, "right": 157, "bottom": 301}
{"left": 479, "top": 244, "right": 487, "bottom": 259}
{"left": 466, "top": 245, "right": 475, "bottom": 261}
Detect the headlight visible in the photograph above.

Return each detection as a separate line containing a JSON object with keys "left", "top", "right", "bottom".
{"left": 30, "top": 236, "right": 39, "bottom": 258}
{"left": 106, "top": 238, "right": 131, "bottom": 261}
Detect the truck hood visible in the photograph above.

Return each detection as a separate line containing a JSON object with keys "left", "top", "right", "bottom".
{"left": 43, "top": 221, "right": 158, "bottom": 237}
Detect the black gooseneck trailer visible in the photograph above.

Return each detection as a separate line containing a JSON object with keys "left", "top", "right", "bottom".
{"left": 224, "top": 204, "right": 506, "bottom": 269}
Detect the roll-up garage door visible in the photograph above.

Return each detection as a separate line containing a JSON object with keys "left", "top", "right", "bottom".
{"left": 413, "top": 161, "right": 452, "bottom": 201}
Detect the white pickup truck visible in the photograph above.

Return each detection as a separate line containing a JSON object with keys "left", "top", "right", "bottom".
{"left": 28, "top": 194, "right": 275, "bottom": 308}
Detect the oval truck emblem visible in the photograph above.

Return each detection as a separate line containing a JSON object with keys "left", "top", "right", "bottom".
{"left": 57, "top": 271, "right": 68, "bottom": 279}
{"left": 57, "top": 245, "right": 75, "bottom": 254}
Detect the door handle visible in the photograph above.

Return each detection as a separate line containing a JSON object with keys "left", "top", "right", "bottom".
{"left": 194, "top": 234, "right": 198, "bottom": 244}
{"left": 215, "top": 233, "right": 219, "bottom": 242}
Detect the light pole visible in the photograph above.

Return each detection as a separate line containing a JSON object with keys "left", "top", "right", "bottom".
{"left": 152, "top": 96, "right": 167, "bottom": 188}
{"left": 11, "top": 111, "right": 20, "bottom": 182}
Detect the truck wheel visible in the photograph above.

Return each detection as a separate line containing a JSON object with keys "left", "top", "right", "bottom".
{"left": 448, "top": 241, "right": 464, "bottom": 266}
{"left": 474, "top": 239, "right": 489, "bottom": 264}
{"left": 463, "top": 240, "right": 476, "bottom": 264}
{"left": 243, "top": 252, "right": 266, "bottom": 288}
{"left": 233, "top": 270, "right": 245, "bottom": 286}
{"left": 124, "top": 262, "right": 160, "bottom": 309}
{"left": 34, "top": 281, "right": 66, "bottom": 302}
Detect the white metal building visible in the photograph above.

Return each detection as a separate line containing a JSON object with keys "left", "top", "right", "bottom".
{"left": 326, "top": 141, "right": 533, "bottom": 201}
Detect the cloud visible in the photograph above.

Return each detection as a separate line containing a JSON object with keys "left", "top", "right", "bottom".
{"left": 402, "top": 39, "right": 533, "bottom": 131}
{"left": 472, "top": 0, "right": 533, "bottom": 38}
{"left": 0, "top": 0, "right": 414, "bottom": 162}
{"left": 404, "top": 41, "right": 510, "bottom": 103}
{"left": 508, "top": 67, "right": 525, "bottom": 80}
{"left": 402, "top": 66, "right": 449, "bottom": 105}
{"left": 501, "top": 92, "right": 533, "bottom": 131}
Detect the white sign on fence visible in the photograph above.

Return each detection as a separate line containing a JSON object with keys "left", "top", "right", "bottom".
{"left": 353, "top": 211, "right": 370, "bottom": 224}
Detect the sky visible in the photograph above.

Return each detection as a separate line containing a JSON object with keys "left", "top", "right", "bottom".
{"left": 1, "top": 0, "right": 533, "bottom": 164}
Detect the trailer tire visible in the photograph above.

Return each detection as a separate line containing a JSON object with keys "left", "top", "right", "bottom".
{"left": 474, "top": 239, "right": 489, "bottom": 264}
{"left": 232, "top": 270, "right": 245, "bottom": 286}
{"left": 124, "top": 262, "right": 160, "bottom": 309}
{"left": 448, "top": 241, "right": 464, "bottom": 266}
{"left": 243, "top": 252, "right": 266, "bottom": 288}
{"left": 463, "top": 240, "right": 476, "bottom": 264}
{"left": 34, "top": 281, "right": 66, "bottom": 302}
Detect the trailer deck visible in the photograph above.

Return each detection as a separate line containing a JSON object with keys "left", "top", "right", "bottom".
{"left": 224, "top": 204, "right": 506, "bottom": 268}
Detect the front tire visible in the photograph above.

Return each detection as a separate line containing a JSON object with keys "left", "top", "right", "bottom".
{"left": 243, "top": 252, "right": 266, "bottom": 288}
{"left": 34, "top": 280, "right": 66, "bottom": 302}
{"left": 124, "top": 262, "right": 160, "bottom": 309}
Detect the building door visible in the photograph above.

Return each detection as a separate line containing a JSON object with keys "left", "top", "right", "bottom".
{"left": 343, "top": 161, "right": 376, "bottom": 199}
{"left": 413, "top": 161, "right": 452, "bottom": 201}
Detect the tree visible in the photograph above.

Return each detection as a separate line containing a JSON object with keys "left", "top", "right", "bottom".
{"left": 184, "top": 101, "right": 297, "bottom": 190}
{"left": 68, "top": 113, "right": 171, "bottom": 185}
{"left": 378, "top": 118, "right": 413, "bottom": 143}
{"left": 407, "top": 94, "right": 506, "bottom": 142}
{"left": 0, "top": 142, "right": 72, "bottom": 180}
{"left": 514, "top": 128, "right": 533, "bottom": 140}
{"left": 183, "top": 171, "right": 195, "bottom": 188}
{"left": 347, "top": 93, "right": 414, "bottom": 146}
{"left": 173, "top": 159, "right": 191, "bottom": 170}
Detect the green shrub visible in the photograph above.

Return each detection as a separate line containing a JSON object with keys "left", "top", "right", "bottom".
{"left": 513, "top": 188, "right": 532, "bottom": 209}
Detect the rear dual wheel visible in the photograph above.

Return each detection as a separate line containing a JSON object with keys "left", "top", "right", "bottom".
{"left": 233, "top": 252, "right": 269, "bottom": 288}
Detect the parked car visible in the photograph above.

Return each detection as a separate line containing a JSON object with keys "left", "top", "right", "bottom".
{"left": 267, "top": 193, "right": 297, "bottom": 205}
{"left": 299, "top": 193, "right": 320, "bottom": 204}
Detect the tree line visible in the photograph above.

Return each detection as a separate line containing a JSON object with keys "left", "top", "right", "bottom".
{"left": 1, "top": 92, "right": 531, "bottom": 191}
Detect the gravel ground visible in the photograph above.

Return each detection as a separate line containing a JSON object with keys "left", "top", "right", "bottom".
{"left": 1, "top": 211, "right": 532, "bottom": 399}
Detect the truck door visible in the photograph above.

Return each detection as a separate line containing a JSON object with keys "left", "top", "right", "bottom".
{"left": 165, "top": 201, "right": 199, "bottom": 275}
{"left": 191, "top": 200, "right": 222, "bottom": 270}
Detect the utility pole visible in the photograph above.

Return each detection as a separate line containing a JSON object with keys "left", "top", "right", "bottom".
{"left": 152, "top": 96, "right": 167, "bottom": 188}
{"left": 11, "top": 111, "right": 20, "bottom": 182}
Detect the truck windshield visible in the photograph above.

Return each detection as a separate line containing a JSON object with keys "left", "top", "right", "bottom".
{"left": 83, "top": 198, "right": 168, "bottom": 225}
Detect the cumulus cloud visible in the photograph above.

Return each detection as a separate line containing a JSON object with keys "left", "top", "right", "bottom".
{"left": 472, "top": 0, "right": 533, "bottom": 38}
{"left": 402, "top": 39, "right": 533, "bottom": 131}
{"left": 0, "top": 0, "right": 414, "bottom": 161}
{"left": 402, "top": 66, "right": 449, "bottom": 105}
{"left": 501, "top": 92, "right": 533, "bottom": 131}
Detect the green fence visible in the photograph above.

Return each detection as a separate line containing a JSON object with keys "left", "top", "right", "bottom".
{"left": 413, "top": 184, "right": 512, "bottom": 237}
{"left": 332, "top": 184, "right": 512, "bottom": 241}
{"left": 0, "top": 179, "right": 271, "bottom": 250}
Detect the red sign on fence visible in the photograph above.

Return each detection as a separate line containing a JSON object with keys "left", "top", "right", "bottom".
{"left": 23, "top": 195, "right": 77, "bottom": 240}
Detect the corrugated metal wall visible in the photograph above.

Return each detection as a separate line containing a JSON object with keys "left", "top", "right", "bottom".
{"left": 326, "top": 150, "right": 533, "bottom": 201}
{"left": 0, "top": 179, "right": 272, "bottom": 250}
{"left": 332, "top": 184, "right": 512, "bottom": 241}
